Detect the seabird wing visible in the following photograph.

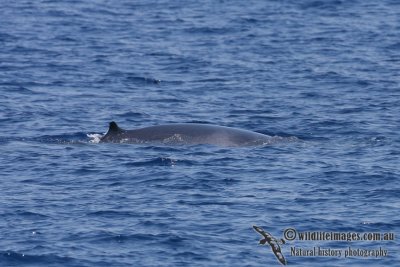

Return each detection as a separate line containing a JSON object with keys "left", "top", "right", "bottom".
{"left": 253, "top": 225, "right": 271, "bottom": 239}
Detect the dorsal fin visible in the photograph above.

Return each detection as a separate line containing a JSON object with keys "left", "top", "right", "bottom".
{"left": 108, "top": 121, "right": 124, "bottom": 133}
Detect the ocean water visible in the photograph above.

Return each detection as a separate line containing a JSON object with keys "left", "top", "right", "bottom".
{"left": 1, "top": 0, "right": 399, "bottom": 266}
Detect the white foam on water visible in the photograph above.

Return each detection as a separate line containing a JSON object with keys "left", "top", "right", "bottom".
{"left": 87, "top": 133, "right": 103, "bottom": 144}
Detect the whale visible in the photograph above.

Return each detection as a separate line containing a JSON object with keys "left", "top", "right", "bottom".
{"left": 100, "top": 121, "right": 272, "bottom": 147}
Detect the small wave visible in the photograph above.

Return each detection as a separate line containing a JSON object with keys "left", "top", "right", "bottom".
{"left": 65, "top": 230, "right": 175, "bottom": 244}
{"left": 184, "top": 26, "right": 232, "bottom": 35}
{"left": 124, "top": 157, "right": 180, "bottom": 167}
{"left": 125, "top": 76, "right": 161, "bottom": 84}
{"left": 146, "top": 98, "right": 188, "bottom": 103}
{"left": 0, "top": 250, "right": 80, "bottom": 266}
{"left": 3, "top": 86, "right": 38, "bottom": 95}
{"left": 116, "top": 111, "right": 150, "bottom": 118}
{"left": 3, "top": 210, "right": 49, "bottom": 219}
{"left": 87, "top": 210, "right": 137, "bottom": 217}
{"left": 237, "top": 135, "right": 300, "bottom": 147}
{"left": 177, "top": 200, "right": 236, "bottom": 206}
{"left": 266, "top": 135, "right": 300, "bottom": 144}
{"left": 32, "top": 133, "right": 89, "bottom": 144}
{"left": 300, "top": 0, "right": 345, "bottom": 10}
{"left": 1, "top": 133, "right": 100, "bottom": 145}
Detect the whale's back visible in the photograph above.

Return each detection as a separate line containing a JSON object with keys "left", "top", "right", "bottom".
{"left": 100, "top": 122, "right": 271, "bottom": 147}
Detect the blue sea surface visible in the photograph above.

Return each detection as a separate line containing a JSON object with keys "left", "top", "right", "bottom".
{"left": 1, "top": 0, "right": 399, "bottom": 266}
